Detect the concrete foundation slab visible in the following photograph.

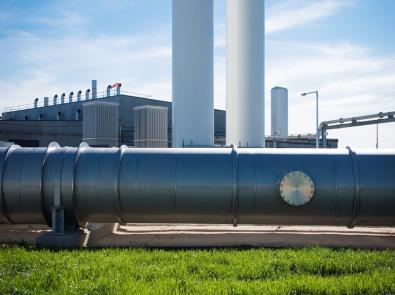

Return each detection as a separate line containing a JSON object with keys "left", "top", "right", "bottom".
{"left": 1, "top": 224, "right": 394, "bottom": 249}
{"left": 35, "top": 230, "right": 86, "bottom": 249}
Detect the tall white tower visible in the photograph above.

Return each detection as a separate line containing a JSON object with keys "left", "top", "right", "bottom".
{"left": 226, "top": 0, "right": 265, "bottom": 147}
{"left": 271, "top": 87, "right": 288, "bottom": 136}
{"left": 172, "top": 0, "right": 214, "bottom": 147}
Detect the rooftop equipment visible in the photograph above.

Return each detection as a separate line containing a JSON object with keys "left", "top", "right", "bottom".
{"left": 134, "top": 105, "right": 168, "bottom": 147}
{"left": 116, "top": 83, "right": 122, "bottom": 95}
{"left": 172, "top": 0, "right": 214, "bottom": 147}
{"left": 92, "top": 80, "right": 97, "bottom": 100}
{"left": 0, "top": 145, "right": 394, "bottom": 231}
{"left": 77, "top": 90, "right": 82, "bottom": 102}
{"left": 82, "top": 101, "right": 119, "bottom": 147}
{"left": 34, "top": 98, "right": 38, "bottom": 108}
{"left": 68, "top": 92, "right": 74, "bottom": 103}
{"left": 85, "top": 89, "right": 90, "bottom": 100}
{"left": 226, "top": 0, "right": 265, "bottom": 147}
{"left": 53, "top": 95, "right": 58, "bottom": 105}
{"left": 106, "top": 83, "right": 122, "bottom": 97}
{"left": 43, "top": 97, "right": 49, "bottom": 107}
{"left": 61, "top": 93, "right": 66, "bottom": 104}
{"left": 271, "top": 87, "right": 288, "bottom": 137}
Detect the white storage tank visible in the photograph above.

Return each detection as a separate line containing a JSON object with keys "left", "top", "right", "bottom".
{"left": 82, "top": 101, "right": 119, "bottom": 147}
{"left": 226, "top": 0, "right": 265, "bottom": 147}
{"left": 134, "top": 105, "right": 168, "bottom": 148}
{"left": 172, "top": 0, "right": 214, "bottom": 147}
{"left": 271, "top": 86, "right": 288, "bottom": 136}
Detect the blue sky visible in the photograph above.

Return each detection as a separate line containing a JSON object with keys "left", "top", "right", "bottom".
{"left": 0, "top": 0, "right": 394, "bottom": 148}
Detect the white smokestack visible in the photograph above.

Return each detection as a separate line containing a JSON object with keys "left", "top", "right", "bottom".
{"left": 172, "top": 0, "right": 214, "bottom": 147}
{"left": 226, "top": 0, "right": 265, "bottom": 147}
{"left": 271, "top": 87, "right": 288, "bottom": 136}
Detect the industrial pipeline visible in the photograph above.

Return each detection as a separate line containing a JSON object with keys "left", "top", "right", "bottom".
{"left": 0, "top": 144, "right": 394, "bottom": 230}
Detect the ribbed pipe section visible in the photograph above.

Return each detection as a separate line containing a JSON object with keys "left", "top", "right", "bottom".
{"left": 1, "top": 145, "right": 394, "bottom": 228}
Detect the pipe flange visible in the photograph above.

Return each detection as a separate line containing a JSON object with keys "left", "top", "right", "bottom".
{"left": 279, "top": 171, "right": 315, "bottom": 206}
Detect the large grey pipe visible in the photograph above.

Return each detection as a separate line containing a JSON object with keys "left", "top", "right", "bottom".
{"left": 0, "top": 145, "right": 394, "bottom": 229}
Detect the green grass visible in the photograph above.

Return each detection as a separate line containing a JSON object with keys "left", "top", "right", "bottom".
{"left": 0, "top": 246, "right": 394, "bottom": 294}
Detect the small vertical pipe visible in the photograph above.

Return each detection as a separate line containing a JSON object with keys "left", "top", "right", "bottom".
{"left": 77, "top": 90, "right": 82, "bottom": 102}
{"left": 61, "top": 93, "right": 66, "bottom": 104}
{"left": 322, "top": 128, "right": 327, "bottom": 148}
{"left": 44, "top": 97, "right": 49, "bottom": 107}
{"left": 53, "top": 95, "right": 58, "bottom": 105}
{"left": 85, "top": 89, "right": 91, "bottom": 100}
{"left": 34, "top": 98, "right": 38, "bottom": 108}
{"left": 69, "top": 92, "right": 74, "bottom": 103}
{"left": 116, "top": 83, "right": 122, "bottom": 96}
{"left": 92, "top": 80, "right": 97, "bottom": 100}
{"left": 107, "top": 85, "right": 112, "bottom": 97}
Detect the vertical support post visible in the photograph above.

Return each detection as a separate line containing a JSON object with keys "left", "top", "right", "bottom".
{"left": 36, "top": 173, "right": 85, "bottom": 248}
{"left": 51, "top": 176, "right": 64, "bottom": 233}
{"left": 322, "top": 128, "right": 327, "bottom": 148}
{"left": 316, "top": 91, "right": 319, "bottom": 148}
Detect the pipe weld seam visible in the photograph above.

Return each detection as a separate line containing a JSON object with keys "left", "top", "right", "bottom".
{"left": 116, "top": 146, "right": 126, "bottom": 224}
{"left": 0, "top": 145, "right": 19, "bottom": 223}
{"left": 347, "top": 146, "right": 360, "bottom": 228}
{"left": 231, "top": 146, "right": 239, "bottom": 227}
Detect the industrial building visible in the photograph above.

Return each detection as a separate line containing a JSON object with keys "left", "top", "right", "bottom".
{"left": 0, "top": 86, "right": 225, "bottom": 147}
{"left": 0, "top": 83, "right": 337, "bottom": 148}
{"left": 0, "top": 94, "right": 337, "bottom": 148}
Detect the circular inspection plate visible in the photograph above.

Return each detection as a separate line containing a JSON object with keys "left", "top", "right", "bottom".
{"left": 279, "top": 171, "right": 315, "bottom": 206}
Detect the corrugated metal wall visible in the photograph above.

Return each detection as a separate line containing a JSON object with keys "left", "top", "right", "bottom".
{"left": 82, "top": 101, "right": 119, "bottom": 147}
{"left": 134, "top": 105, "right": 168, "bottom": 147}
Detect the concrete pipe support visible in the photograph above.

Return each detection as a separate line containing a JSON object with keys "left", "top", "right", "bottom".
{"left": 0, "top": 145, "right": 394, "bottom": 228}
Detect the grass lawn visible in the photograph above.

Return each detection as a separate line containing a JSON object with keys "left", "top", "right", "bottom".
{"left": 0, "top": 246, "right": 394, "bottom": 294}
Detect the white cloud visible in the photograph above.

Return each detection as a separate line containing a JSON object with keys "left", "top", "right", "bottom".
{"left": 266, "top": 0, "right": 354, "bottom": 33}
{"left": 265, "top": 41, "right": 395, "bottom": 148}
{"left": 0, "top": 29, "right": 172, "bottom": 109}
{"left": 212, "top": 39, "right": 395, "bottom": 148}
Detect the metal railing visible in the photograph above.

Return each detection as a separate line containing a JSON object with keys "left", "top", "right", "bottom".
{"left": 320, "top": 111, "right": 395, "bottom": 148}
{"left": 2, "top": 89, "right": 154, "bottom": 113}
